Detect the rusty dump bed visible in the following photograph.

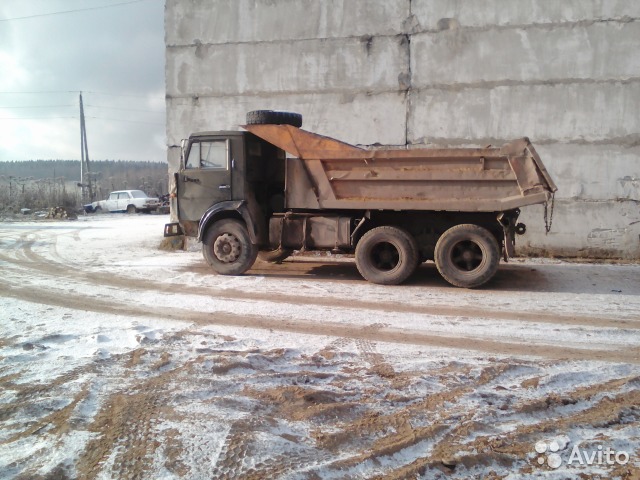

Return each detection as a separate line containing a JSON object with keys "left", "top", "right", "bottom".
{"left": 243, "top": 124, "right": 557, "bottom": 212}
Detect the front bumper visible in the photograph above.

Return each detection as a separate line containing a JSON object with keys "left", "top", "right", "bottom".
{"left": 164, "top": 222, "right": 183, "bottom": 237}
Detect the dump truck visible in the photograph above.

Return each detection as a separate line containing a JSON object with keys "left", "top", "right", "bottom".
{"left": 165, "top": 110, "right": 557, "bottom": 288}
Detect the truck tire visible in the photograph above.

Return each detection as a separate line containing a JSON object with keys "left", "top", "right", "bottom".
{"left": 203, "top": 219, "right": 258, "bottom": 275}
{"left": 246, "top": 110, "right": 302, "bottom": 128}
{"left": 434, "top": 224, "right": 500, "bottom": 288}
{"left": 355, "top": 226, "right": 419, "bottom": 285}
{"left": 258, "top": 248, "right": 292, "bottom": 263}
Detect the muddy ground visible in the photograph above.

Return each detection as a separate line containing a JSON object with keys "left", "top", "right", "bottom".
{"left": 0, "top": 215, "right": 638, "bottom": 479}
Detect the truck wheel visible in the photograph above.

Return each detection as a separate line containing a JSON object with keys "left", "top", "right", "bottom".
{"left": 246, "top": 110, "right": 303, "bottom": 128}
{"left": 126, "top": 204, "right": 137, "bottom": 214}
{"left": 203, "top": 219, "right": 258, "bottom": 275}
{"left": 355, "top": 226, "right": 418, "bottom": 285}
{"left": 434, "top": 224, "right": 500, "bottom": 288}
{"left": 258, "top": 248, "right": 292, "bottom": 263}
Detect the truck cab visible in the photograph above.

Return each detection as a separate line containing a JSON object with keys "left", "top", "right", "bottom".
{"left": 167, "top": 129, "right": 288, "bottom": 270}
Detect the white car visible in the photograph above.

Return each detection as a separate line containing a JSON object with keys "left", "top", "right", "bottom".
{"left": 87, "top": 190, "right": 159, "bottom": 214}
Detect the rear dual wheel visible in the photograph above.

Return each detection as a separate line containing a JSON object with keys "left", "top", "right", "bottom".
{"left": 434, "top": 224, "right": 500, "bottom": 288}
{"left": 355, "top": 226, "right": 419, "bottom": 285}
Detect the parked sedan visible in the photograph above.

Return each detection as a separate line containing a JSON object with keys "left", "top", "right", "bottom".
{"left": 84, "top": 190, "right": 160, "bottom": 214}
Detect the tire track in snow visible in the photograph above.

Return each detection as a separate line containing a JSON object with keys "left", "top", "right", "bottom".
{"left": 76, "top": 350, "right": 189, "bottom": 479}
{"left": 0, "top": 232, "right": 637, "bottom": 332}
{"left": 1, "top": 279, "right": 639, "bottom": 364}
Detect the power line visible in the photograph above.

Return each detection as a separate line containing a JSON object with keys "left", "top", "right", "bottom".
{"left": 0, "top": 117, "right": 77, "bottom": 120}
{"left": 0, "top": 115, "right": 164, "bottom": 125}
{"left": 87, "top": 116, "right": 164, "bottom": 125}
{"left": 85, "top": 91, "right": 163, "bottom": 99}
{"left": 0, "top": 90, "right": 162, "bottom": 102}
{"left": 0, "top": 91, "right": 77, "bottom": 94}
{"left": 0, "top": 0, "right": 155, "bottom": 22}
{"left": 86, "top": 104, "right": 165, "bottom": 113}
{"left": 0, "top": 105, "right": 75, "bottom": 109}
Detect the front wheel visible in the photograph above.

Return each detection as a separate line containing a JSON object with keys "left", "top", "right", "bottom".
{"left": 126, "top": 204, "right": 137, "bottom": 214}
{"left": 202, "top": 219, "right": 258, "bottom": 275}
{"left": 434, "top": 224, "right": 500, "bottom": 288}
{"left": 355, "top": 226, "right": 418, "bottom": 285}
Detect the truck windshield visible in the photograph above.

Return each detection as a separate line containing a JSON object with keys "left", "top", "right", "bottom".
{"left": 186, "top": 141, "right": 227, "bottom": 169}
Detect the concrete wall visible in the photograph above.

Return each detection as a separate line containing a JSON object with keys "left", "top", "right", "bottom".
{"left": 165, "top": 0, "right": 640, "bottom": 259}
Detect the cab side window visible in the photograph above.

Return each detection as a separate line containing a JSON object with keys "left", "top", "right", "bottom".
{"left": 108, "top": 193, "right": 118, "bottom": 201}
{"left": 118, "top": 192, "right": 130, "bottom": 200}
{"left": 186, "top": 141, "right": 228, "bottom": 169}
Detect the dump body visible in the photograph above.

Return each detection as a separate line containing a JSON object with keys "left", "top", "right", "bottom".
{"left": 243, "top": 124, "right": 557, "bottom": 212}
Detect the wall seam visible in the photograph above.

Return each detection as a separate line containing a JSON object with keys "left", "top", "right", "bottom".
{"left": 410, "top": 77, "right": 640, "bottom": 92}
{"left": 405, "top": 0, "right": 413, "bottom": 147}
{"left": 165, "top": 76, "right": 640, "bottom": 102}
{"left": 165, "top": 16, "right": 639, "bottom": 49}
{"left": 403, "top": 136, "right": 640, "bottom": 148}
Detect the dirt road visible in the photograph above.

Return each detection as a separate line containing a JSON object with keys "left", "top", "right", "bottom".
{"left": 0, "top": 215, "right": 638, "bottom": 479}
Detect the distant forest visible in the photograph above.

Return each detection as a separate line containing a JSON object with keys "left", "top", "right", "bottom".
{"left": 0, "top": 160, "right": 168, "bottom": 211}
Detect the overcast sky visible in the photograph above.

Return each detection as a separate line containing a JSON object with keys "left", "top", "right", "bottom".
{"left": 0, "top": 0, "right": 165, "bottom": 163}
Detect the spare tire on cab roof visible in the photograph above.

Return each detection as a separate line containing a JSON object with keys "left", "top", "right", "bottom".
{"left": 246, "top": 110, "right": 303, "bottom": 128}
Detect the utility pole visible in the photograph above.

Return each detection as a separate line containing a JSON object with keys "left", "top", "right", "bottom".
{"left": 79, "top": 92, "right": 94, "bottom": 202}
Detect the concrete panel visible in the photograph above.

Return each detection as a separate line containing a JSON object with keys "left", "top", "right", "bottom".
{"left": 412, "top": 0, "right": 640, "bottom": 30}
{"left": 166, "top": 35, "right": 409, "bottom": 97}
{"left": 535, "top": 144, "right": 640, "bottom": 201}
{"left": 166, "top": 146, "right": 181, "bottom": 174}
{"left": 408, "top": 82, "right": 640, "bottom": 143}
{"left": 166, "top": 0, "right": 409, "bottom": 46}
{"left": 166, "top": 91, "right": 407, "bottom": 147}
{"left": 165, "top": 0, "right": 640, "bottom": 258}
{"left": 518, "top": 200, "right": 640, "bottom": 259}
{"left": 411, "top": 22, "right": 640, "bottom": 87}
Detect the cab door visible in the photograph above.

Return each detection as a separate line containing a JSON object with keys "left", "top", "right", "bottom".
{"left": 177, "top": 138, "right": 232, "bottom": 222}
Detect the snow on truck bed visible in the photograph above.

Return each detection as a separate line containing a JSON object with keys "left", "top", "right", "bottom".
{"left": 0, "top": 214, "right": 638, "bottom": 479}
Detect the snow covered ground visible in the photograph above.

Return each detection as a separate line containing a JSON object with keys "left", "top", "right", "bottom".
{"left": 0, "top": 214, "right": 638, "bottom": 479}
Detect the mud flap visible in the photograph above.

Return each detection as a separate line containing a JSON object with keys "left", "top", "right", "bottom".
{"left": 497, "top": 211, "right": 519, "bottom": 261}
{"left": 503, "top": 228, "right": 515, "bottom": 261}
